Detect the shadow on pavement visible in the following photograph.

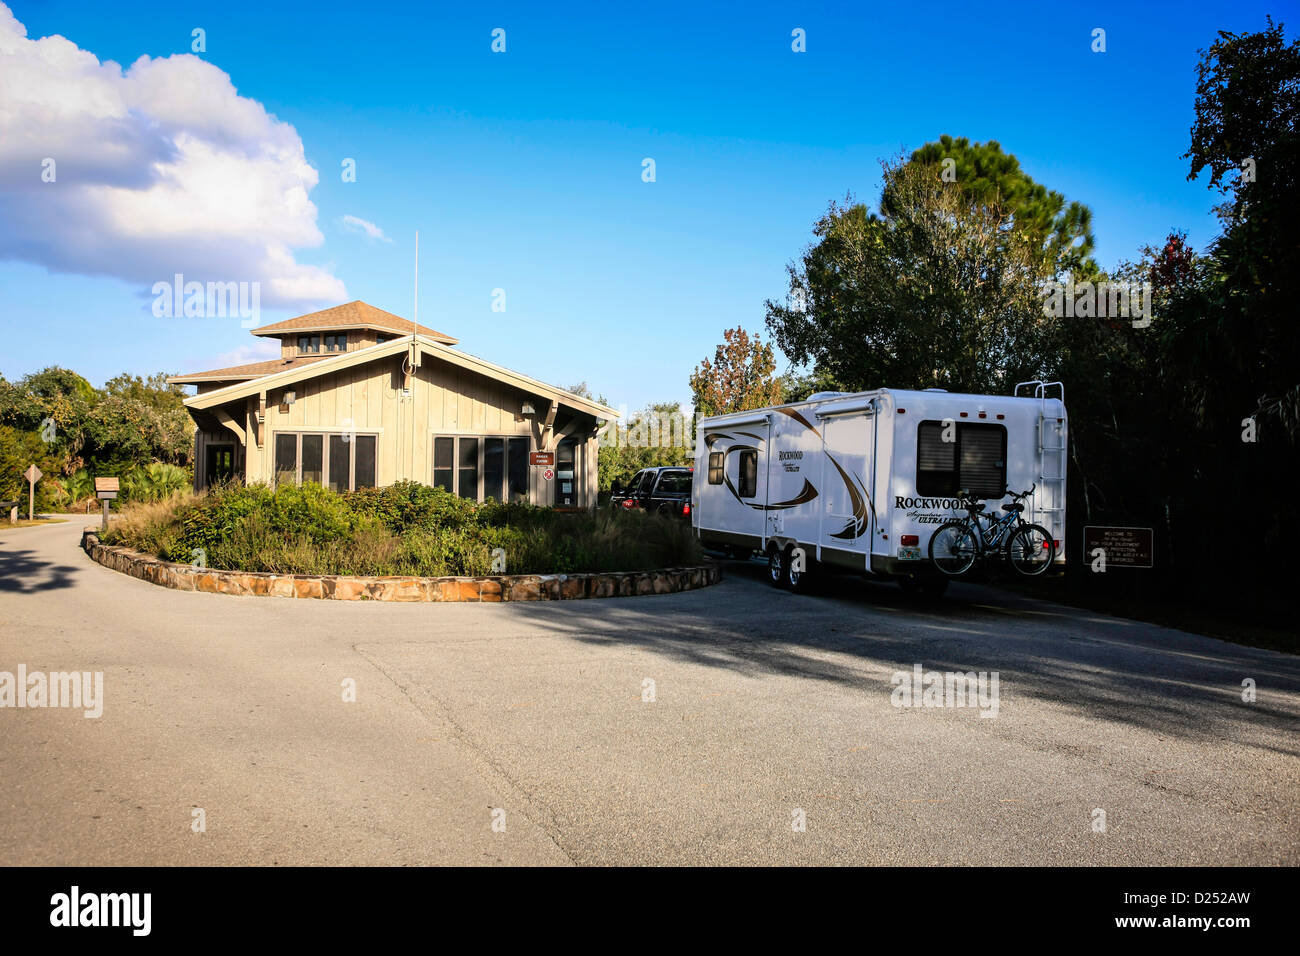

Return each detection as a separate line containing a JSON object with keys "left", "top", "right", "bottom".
{"left": 485, "top": 556, "right": 1300, "bottom": 757}
{"left": 0, "top": 544, "right": 79, "bottom": 594}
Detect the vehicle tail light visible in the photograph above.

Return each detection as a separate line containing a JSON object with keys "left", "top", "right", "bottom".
{"left": 1042, "top": 540, "right": 1051, "bottom": 549}
{"left": 900, "top": 534, "right": 919, "bottom": 546}
{"left": 621, "top": 498, "right": 635, "bottom": 509}
{"left": 1054, "top": 540, "right": 1061, "bottom": 550}
{"left": 682, "top": 502, "right": 691, "bottom": 516}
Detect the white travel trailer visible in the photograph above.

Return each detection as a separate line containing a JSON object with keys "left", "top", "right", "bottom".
{"left": 692, "top": 383, "right": 1067, "bottom": 594}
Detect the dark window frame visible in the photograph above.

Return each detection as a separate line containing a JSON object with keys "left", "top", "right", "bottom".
{"left": 297, "top": 334, "right": 321, "bottom": 354}
{"left": 433, "top": 434, "right": 534, "bottom": 503}
{"left": 915, "top": 420, "right": 1007, "bottom": 498}
{"left": 272, "top": 430, "right": 378, "bottom": 491}
{"left": 707, "top": 452, "right": 724, "bottom": 485}
{"left": 738, "top": 449, "right": 758, "bottom": 498}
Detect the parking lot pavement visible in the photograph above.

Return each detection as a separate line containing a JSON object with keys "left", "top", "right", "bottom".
{"left": 2, "top": 521, "right": 1297, "bottom": 865}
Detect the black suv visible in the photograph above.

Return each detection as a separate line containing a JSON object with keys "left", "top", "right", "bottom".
{"left": 610, "top": 467, "right": 693, "bottom": 518}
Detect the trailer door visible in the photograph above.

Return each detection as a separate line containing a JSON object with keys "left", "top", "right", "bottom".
{"left": 817, "top": 406, "right": 875, "bottom": 557}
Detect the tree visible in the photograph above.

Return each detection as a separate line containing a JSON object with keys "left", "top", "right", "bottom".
{"left": 103, "top": 373, "right": 188, "bottom": 416}
{"left": 1182, "top": 16, "right": 1299, "bottom": 440}
{"left": 597, "top": 401, "right": 694, "bottom": 492}
{"left": 0, "top": 426, "right": 63, "bottom": 513}
{"left": 765, "top": 156, "right": 1053, "bottom": 395}
{"left": 908, "top": 135, "right": 1097, "bottom": 276}
{"left": 689, "top": 328, "right": 781, "bottom": 418}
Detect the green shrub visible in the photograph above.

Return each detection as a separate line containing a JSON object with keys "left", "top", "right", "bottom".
{"left": 104, "top": 479, "right": 702, "bottom": 576}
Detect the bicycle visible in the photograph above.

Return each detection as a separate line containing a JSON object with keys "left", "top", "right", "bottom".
{"left": 928, "top": 486, "right": 1056, "bottom": 577}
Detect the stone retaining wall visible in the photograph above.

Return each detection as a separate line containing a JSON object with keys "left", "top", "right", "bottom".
{"left": 80, "top": 531, "right": 721, "bottom": 602}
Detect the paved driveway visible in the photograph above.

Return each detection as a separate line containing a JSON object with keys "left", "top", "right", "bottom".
{"left": 2, "top": 520, "right": 1297, "bottom": 865}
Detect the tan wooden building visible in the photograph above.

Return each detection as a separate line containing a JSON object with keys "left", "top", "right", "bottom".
{"left": 169, "top": 301, "right": 616, "bottom": 508}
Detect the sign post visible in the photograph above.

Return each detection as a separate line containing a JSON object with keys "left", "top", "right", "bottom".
{"left": 95, "top": 477, "right": 119, "bottom": 532}
{"left": 23, "top": 464, "right": 41, "bottom": 521}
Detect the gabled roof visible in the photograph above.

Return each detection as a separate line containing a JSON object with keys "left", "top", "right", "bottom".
{"left": 183, "top": 336, "right": 619, "bottom": 421}
{"left": 168, "top": 354, "right": 329, "bottom": 384}
{"left": 248, "top": 300, "right": 458, "bottom": 344}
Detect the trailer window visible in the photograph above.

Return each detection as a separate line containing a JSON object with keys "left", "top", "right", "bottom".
{"left": 707, "top": 452, "right": 724, "bottom": 484}
{"left": 738, "top": 449, "right": 758, "bottom": 498}
{"left": 916, "top": 421, "right": 1006, "bottom": 498}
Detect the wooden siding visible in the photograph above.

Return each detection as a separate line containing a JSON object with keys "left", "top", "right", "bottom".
{"left": 204, "top": 351, "right": 600, "bottom": 507}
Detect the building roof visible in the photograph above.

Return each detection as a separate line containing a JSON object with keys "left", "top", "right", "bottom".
{"left": 168, "top": 354, "right": 329, "bottom": 384}
{"left": 182, "top": 334, "right": 619, "bottom": 421}
{"left": 248, "top": 300, "right": 458, "bottom": 344}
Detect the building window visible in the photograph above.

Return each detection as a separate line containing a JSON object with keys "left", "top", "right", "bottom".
{"left": 274, "top": 434, "right": 297, "bottom": 487}
{"left": 738, "top": 449, "right": 757, "bottom": 498}
{"left": 507, "top": 437, "right": 528, "bottom": 502}
{"left": 434, "top": 435, "right": 533, "bottom": 503}
{"left": 458, "top": 437, "right": 479, "bottom": 500}
{"left": 916, "top": 421, "right": 1007, "bottom": 498}
{"left": 484, "top": 438, "right": 505, "bottom": 502}
{"left": 707, "top": 451, "right": 724, "bottom": 484}
{"left": 273, "top": 432, "right": 378, "bottom": 491}
{"left": 323, "top": 333, "right": 346, "bottom": 352}
{"left": 298, "top": 335, "right": 321, "bottom": 354}
{"left": 301, "top": 434, "right": 324, "bottom": 485}
{"left": 433, "top": 437, "right": 454, "bottom": 493}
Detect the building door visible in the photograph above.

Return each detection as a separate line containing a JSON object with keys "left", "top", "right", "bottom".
{"left": 205, "top": 443, "right": 236, "bottom": 488}
{"left": 555, "top": 438, "right": 578, "bottom": 507}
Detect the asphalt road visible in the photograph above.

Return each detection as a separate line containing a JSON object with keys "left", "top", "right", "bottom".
{"left": 2, "top": 519, "right": 1297, "bottom": 865}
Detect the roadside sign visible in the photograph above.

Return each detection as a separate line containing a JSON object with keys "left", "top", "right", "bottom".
{"left": 1082, "top": 526, "right": 1153, "bottom": 568}
{"left": 24, "top": 464, "right": 42, "bottom": 521}
{"left": 543, "top": 468, "right": 554, "bottom": 481}
{"left": 95, "top": 477, "right": 119, "bottom": 498}
{"left": 530, "top": 451, "right": 555, "bottom": 467}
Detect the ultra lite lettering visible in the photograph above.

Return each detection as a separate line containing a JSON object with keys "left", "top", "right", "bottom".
{"left": 50, "top": 886, "right": 151, "bottom": 936}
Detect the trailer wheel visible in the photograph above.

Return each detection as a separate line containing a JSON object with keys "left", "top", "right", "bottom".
{"left": 785, "top": 545, "right": 815, "bottom": 593}
{"left": 767, "top": 545, "right": 789, "bottom": 589}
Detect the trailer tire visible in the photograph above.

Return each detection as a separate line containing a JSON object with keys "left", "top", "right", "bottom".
{"left": 767, "top": 545, "right": 790, "bottom": 589}
{"left": 785, "top": 545, "right": 815, "bottom": 593}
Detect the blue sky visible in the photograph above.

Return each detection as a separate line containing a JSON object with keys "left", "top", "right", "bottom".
{"left": 0, "top": 0, "right": 1287, "bottom": 412}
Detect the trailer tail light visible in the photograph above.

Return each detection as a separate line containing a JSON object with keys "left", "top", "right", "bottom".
{"left": 1042, "top": 540, "right": 1051, "bottom": 549}
{"left": 621, "top": 498, "right": 635, "bottom": 509}
{"left": 996, "top": 414, "right": 1004, "bottom": 420}
{"left": 900, "top": 534, "right": 919, "bottom": 546}
{"left": 978, "top": 412, "right": 987, "bottom": 419}
{"left": 682, "top": 502, "right": 691, "bottom": 516}
{"left": 1054, "top": 540, "right": 1061, "bottom": 550}
{"left": 959, "top": 411, "right": 968, "bottom": 417}
{"left": 897, "top": 408, "right": 905, "bottom": 414}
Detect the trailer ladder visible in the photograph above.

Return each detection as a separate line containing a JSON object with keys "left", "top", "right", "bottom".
{"left": 1014, "top": 380, "right": 1066, "bottom": 536}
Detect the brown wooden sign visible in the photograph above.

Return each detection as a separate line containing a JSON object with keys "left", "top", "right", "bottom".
{"left": 529, "top": 451, "right": 555, "bottom": 467}
{"left": 1082, "top": 526, "right": 1153, "bottom": 568}
{"left": 95, "top": 476, "right": 119, "bottom": 499}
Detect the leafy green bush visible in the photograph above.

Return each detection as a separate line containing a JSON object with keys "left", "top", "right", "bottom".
{"left": 104, "top": 480, "right": 702, "bottom": 576}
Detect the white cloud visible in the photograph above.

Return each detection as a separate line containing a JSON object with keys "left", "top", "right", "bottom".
{"left": 340, "top": 215, "right": 392, "bottom": 243}
{"left": 209, "top": 339, "right": 281, "bottom": 368}
{"left": 0, "top": 3, "right": 347, "bottom": 307}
